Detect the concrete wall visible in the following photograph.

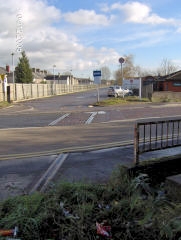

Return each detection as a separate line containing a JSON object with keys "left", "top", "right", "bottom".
{"left": 0, "top": 84, "right": 3, "bottom": 101}
{"left": 152, "top": 91, "right": 181, "bottom": 102}
{"left": 0, "top": 83, "right": 97, "bottom": 102}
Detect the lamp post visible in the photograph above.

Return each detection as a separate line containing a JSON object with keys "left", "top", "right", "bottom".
{"left": 11, "top": 53, "right": 15, "bottom": 84}
{"left": 53, "top": 64, "right": 56, "bottom": 83}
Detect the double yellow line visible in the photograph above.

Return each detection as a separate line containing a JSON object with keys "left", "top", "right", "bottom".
{"left": 0, "top": 140, "right": 134, "bottom": 161}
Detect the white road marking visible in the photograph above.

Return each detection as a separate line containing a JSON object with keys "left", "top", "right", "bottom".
{"left": 30, "top": 153, "right": 68, "bottom": 193}
{"left": 98, "top": 111, "right": 106, "bottom": 114}
{"left": 48, "top": 113, "right": 70, "bottom": 126}
{"left": 85, "top": 111, "right": 106, "bottom": 124}
{"left": 85, "top": 112, "right": 97, "bottom": 124}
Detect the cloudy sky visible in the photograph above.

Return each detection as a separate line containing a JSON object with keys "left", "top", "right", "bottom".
{"left": 1, "top": 0, "right": 181, "bottom": 78}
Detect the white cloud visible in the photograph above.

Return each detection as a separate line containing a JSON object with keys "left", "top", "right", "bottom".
{"left": 63, "top": 9, "right": 110, "bottom": 26}
{"left": 110, "top": 1, "right": 175, "bottom": 25}
{"left": 0, "top": 0, "right": 120, "bottom": 75}
{"left": 0, "top": 0, "right": 61, "bottom": 34}
{"left": 25, "top": 24, "right": 119, "bottom": 71}
{"left": 1, "top": 0, "right": 181, "bottom": 76}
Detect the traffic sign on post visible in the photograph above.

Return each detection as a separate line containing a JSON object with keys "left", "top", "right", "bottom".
{"left": 93, "top": 70, "right": 101, "bottom": 77}
{"left": 93, "top": 70, "right": 101, "bottom": 84}
{"left": 118, "top": 57, "right": 125, "bottom": 85}
{"left": 93, "top": 70, "right": 102, "bottom": 102}
{"left": 119, "top": 57, "right": 125, "bottom": 64}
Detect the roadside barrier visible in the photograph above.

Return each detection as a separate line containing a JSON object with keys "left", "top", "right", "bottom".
{"left": 0, "top": 83, "right": 97, "bottom": 102}
{"left": 134, "top": 118, "right": 181, "bottom": 164}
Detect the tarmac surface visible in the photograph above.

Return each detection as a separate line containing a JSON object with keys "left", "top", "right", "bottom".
{"left": 1, "top": 100, "right": 181, "bottom": 201}
{"left": 1, "top": 143, "right": 181, "bottom": 201}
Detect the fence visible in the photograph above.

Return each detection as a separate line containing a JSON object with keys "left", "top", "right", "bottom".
{"left": 0, "top": 83, "right": 97, "bottom": 102}
{"left": 134, "top": 118, "right": 181, "bottom": 165}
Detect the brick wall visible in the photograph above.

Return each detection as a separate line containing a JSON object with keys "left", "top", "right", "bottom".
{"left": 162, "top": 81, "right": 181, "bottom": 92}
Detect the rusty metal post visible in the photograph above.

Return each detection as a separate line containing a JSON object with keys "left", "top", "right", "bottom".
{"left": 134, "top": 122, "right": 139, "bottom": 165}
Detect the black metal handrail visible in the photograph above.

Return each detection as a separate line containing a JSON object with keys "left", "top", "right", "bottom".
{"left": 134, "top": 118, "right": 181, "bottom": 165}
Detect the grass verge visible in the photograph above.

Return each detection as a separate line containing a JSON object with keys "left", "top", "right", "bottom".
{"left": 0, "top": 101, "right": 11, "bottom": 109}
{"left": 94, "top": 96, "right": 150, "bottom": 106}
{"left": 1, "top": 166, "right": 181, "bottom": 240}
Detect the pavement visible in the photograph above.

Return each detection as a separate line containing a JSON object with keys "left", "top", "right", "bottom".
{"left": 53, "top": 145, "right": 181, "bottom": 184}
{"left": 1, "top": 143, "right": 181, "bottom": 201}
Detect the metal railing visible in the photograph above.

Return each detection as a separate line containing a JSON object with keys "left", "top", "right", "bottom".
{"left": 134, "top": 118, "right": 181, "bottom": 165}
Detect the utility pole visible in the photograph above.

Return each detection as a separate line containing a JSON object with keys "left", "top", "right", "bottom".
{"left": 11, "top": 53, "right": 15, "bottom": 84}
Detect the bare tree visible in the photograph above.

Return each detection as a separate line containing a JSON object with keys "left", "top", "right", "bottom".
{"left": 113, "top": 55, "right": 179, "bottom": 84}
{"left": 62, "top": 71, "right": 72, "bottom": 75}
{"left": 135, "top": 67, "right": 157, "bottom": 77}
{"left": 101, "top": 66, "right": 111, "bottom": 81}
{"left": 113, "top": 70, "right": 121, "bottom": 85}
{"left": 114, "top": 54, "right": 140, "bottom": 85}
{"left": 157, "top": 58, "right": 178, "bottom": 76}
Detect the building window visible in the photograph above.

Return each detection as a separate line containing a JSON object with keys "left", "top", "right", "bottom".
{"left": 173, "top": 82, "right": 181, "bottom": 87}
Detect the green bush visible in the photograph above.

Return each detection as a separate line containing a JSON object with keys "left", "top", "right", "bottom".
{"left": 1, "top": 166, "right": 181, "bottom": 239}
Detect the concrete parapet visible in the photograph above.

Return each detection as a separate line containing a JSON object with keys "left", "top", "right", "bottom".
{"left": 152, "top": 91, "right": 181, "bottom": 102}
{"left": 165, "top": 174, "right": 181, "bottom": 201}
{"left": 0, "top": 83, "right": 97, "bottom": 102}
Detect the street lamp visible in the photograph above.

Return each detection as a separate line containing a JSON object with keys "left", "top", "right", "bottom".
{"left": 53, "top": 64, "right": 56, "bottom": 83}
{"left": 11, "top": 53, "right": 15, "bottom": 84}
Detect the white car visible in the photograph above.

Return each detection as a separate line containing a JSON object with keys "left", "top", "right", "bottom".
{"left": 124, "top": 87, "right": 133, "bottom": 96}
{"left": 107, "top": 86, "right": 132, "bottom": 97}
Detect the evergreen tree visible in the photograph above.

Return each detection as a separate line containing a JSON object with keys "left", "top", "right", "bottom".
{"left": 15, "top": 51, "right": 33, "bottom": 83}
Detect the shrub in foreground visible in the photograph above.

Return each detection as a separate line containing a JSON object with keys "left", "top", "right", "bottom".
{"left": 0, "top": 167, "right": 181, "bottom": 240}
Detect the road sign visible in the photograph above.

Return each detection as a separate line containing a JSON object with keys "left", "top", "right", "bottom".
{"left": 119, "top": 57, "right": 125, "bottom": 64}
{"left": 93, "top": 70, "right": 101, "bottom": 77}
{"left": 94, "top": 76, "right": 101, "bottom": 84}
{"left": 93, "top": 70, "right": 101, "bottom": 84}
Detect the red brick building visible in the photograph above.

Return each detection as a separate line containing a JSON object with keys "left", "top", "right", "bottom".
{"left": 156, "top": 70, "right": 181, "bottom": 92}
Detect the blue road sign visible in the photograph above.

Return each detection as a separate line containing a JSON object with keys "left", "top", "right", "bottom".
{"left": 93, "top": 70, "right": 101, "bottom": 77}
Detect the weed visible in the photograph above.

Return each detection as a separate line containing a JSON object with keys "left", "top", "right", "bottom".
{"left": 0, "top": 167, "right": 181, "bottom": 239}
{"left": 0, "top": 101, "right": 11, "bottom": 108}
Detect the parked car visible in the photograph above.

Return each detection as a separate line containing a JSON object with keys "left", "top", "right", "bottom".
{"left": 124, "top": 87, "right": 133, "bottom": 96}
{"left": 107, "top": 86, "right": 133, "bottom": 97}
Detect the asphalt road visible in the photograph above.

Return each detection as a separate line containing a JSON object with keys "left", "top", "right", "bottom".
{"left": 1, "top": 91, "right": 181, "bottom": 157}
{"left": 1, "top": 89, "right": 181, "bottom": 200}
{"left": 0, "top": 88, "right": 135, "bottom": 157}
